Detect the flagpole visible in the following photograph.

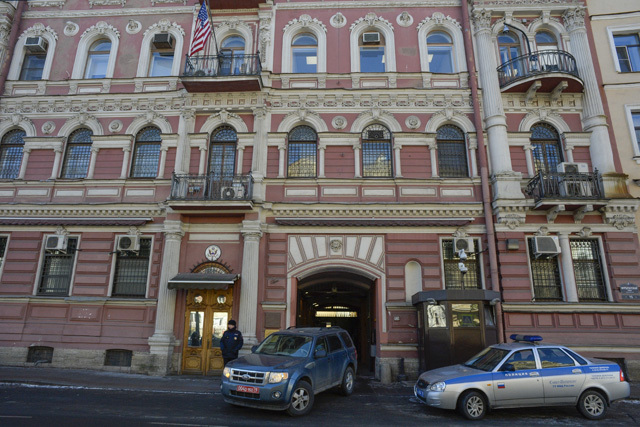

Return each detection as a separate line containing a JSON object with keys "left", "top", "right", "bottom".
{"left": 204, "top": 0, "right": 219, "bottom": 57}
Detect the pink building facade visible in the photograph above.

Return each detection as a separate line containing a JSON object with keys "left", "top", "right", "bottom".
{"left": 0, "top": 0, "right": 638, "bottom": 379}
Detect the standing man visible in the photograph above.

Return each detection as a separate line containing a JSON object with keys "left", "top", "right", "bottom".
{"left": 220, "top": 319, "right": 243, "bottom": 366}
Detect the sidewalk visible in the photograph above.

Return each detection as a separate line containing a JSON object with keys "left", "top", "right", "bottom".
{"left": 1, "top": 365, "right": 638, "bottom": 399}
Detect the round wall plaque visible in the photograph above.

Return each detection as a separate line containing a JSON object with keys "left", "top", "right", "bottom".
{"left": 205, "top": 245, "right": 221, "bottom": 261}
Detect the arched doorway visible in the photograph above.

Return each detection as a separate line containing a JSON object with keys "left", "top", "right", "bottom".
{"left": 296, "top": 271, "right": 376, "bottom": 372}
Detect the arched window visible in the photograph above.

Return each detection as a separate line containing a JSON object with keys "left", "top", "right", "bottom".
{"left": 0, "top": 129, "right": 26, "bottom": 179}
{"left": 437, "top": 125, "right": 468, "bottom": 178}
{"left": 427, "top": 31, "right": 454, "bottom": 73}
{"left": 131, "top": 127, "right": 162, "bottom": 178}
{"left": 361, "top": 124, "right": 392, "bottom": 177}
{"left": 535, "top": 31, "right": 558, "bottom": 52}
{"left": 531, "top": 123, "right": 563, "bottom": 174}
{"left": 220, "top": 36, "right": 245, "bottom": 76}
{"left": 209, "top": 126, "right": 237, "bottom": 178}
{"left": 292, "top": 33, "right": 318, "bottom": 73}
{"left": 287, "top": 125, "right": 317, "bottom": 178}
{"left": 61, "top": 128, "right": 93, "bottom": 179}
{"left": 149, "top": 36, "right": 175, "bottom": 77}
{"left": 359, "top": 31, "right": 386, "bottom": 73}
{"left": 498, "top": 32, "right": 522, "bottom": 64}
{"left": 85, "top": 39, "right": 112, "bottom": 79}
{"left": 20, "top": 45, "right": 48, "bottom": 81}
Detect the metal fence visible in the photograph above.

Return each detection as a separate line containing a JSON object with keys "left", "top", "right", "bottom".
{"left": 170, "top": 174, "right": 253, "bottom": 201}
{"left": 526, "top": 171, "right": 604, "bottom": 202}
{"left": 183, "top": 54, "right": 261, "bottom": 77}
{"left": 497, "top": 50, "right": 579, "bottom": 88}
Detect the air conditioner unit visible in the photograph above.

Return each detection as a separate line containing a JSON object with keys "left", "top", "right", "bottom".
{"left": 221, "top": 183, "right": 246, "bottom": 200}
{"left": 44, "top": 235, "right": 68, "bottom": 252}
{"left": 116, "top": 235, "right": 141, "bottom": 252}
{"left": 532, "top": 236, "right": 561, "bottom": 258}
{"left": 152, "top": 33, "right": 174, "bottom": 50}
{"left": 362, "top": 32, "right": 381, "bottom": 44}
{"left": 453, "top": 238, "right": 475, "bottom": 254}
{"left": 557, "top": 162, "right": 588, "bottom": 174}
{"left": 25, "top": 36, "right": 48, "bottom": 53}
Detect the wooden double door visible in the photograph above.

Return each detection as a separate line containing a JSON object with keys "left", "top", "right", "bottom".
{"left": 182, "top": 287, "right": 233, "bottom": 375}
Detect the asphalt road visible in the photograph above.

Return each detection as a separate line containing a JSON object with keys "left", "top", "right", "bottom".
{"left": 1, "top": 382, "right": 638, "bottom": 426}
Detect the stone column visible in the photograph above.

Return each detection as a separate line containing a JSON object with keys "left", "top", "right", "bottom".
{"left": 236, "top": 145, "right": 245, "bottom": 175}
{"left": 277, "top": 144, "right": 286, "bottom": 178}
{"left": 197, "top": 146, "right": 207, "bottom": 175}
{"left": 251, "top": 107, "right": 269, "bottom": 202}
{"left": 468, "top": 137, "right": 478, "bottom": 177}
{"left": 564, "top": 8, "right": 615, "bottom": 174}
{"left": 50, "top": 148, "right": 63, "bottom": 180}
{"left": 318, "top": 144, "right": 326, "bottom": 178}
{"left": 120, "top": 146, "right": 131, "bottom": 179}
{"left": 86, "top": 146, "right": 99, "bottom": 179}
{"left": 524, "top": 145, "right": 535, "bottom": 178}
{"left": 17, "top": 147, "right": 30, "bottom": 179}
{"left": 428, "top": 142, "right": 438, "bottom": 178}
{"left": 565, "top": 146, "right": 575, "bottom": 163}
{"left": 174, "top": 111, "right": 195, "bottom": 175}
{"left": 148, "top": 220, "right": 184, "bottom": 375}
{"left": 157, "top": 147, "right": 168, "bottom": 179}
{"left": 558, "top": 232, "right": 578, "bottom": 303}
{"left": 353, "top": 144, "right": 361, "bottom": 178}
{"left": 394, "top": 145, "right": 402, "bottom": 178}
{"left": 238, "top": 220, "right": 263, "bottom": 346}
{"left": 471, "top": 9, "right": 523, "bottom": 198}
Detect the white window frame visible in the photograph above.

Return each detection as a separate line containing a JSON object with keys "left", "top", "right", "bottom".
{"left": 606, "top": 23, "right": 640, "bottom": 73}
{"left": 438, "top": 237, "right": 484, "bottom": 290}
{"left": 33, "top": 234, "right": 80, "bottom": 297}
{"left": 136, "top": 22, "right": 185, "bottom": 78}
{"left": 417, "top": 16, "right": 467, "bottom": 73}
{"left": 71, "top": 24, "right": 120, "bottom": 80}
{"left": 7, "top": 25, "right": 58, "bottom": 81}
{"left": 108, "top": 235, "right": 154, "bottom": 299}
{"left": 282, "top": 18, "right": 327, "bottom": 73}
{"left": 350, "top": 15, "right": 396, "bottom": 73}
{"left": 624, "top": 104, "right": 640, "bottom": 162}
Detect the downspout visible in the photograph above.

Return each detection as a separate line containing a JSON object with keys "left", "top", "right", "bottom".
{"left": 461, "top": 0, "right": 505, "bottom": 342}
{"left": 0, "top": 1, "right": 25, "bottom": 96}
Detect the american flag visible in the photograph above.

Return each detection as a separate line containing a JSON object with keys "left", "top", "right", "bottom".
{"left": 189, "top": 2, "right": 212, "bottom": 56}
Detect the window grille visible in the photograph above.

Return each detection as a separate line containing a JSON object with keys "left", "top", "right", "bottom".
{"left": 27, "top": 346, "right": 53, "bottom": 363}
{"left": 0, "top": 129, "right": 26, "bottom": 179}
{"left": 571, "top": 239, "right": 607, "bottom": 301}
{"left": 105, "top": 349, "right": 133, "bottom": 367}
{"left": 437, "top": 125, "right": 468, "bottom": 177}
{"left": 131, "top": 127, "right": 162, "bottom": 178}
{"left": 112, "top": 238, "right": 152, "bottom": 297}
{"left": 209, "top": 126, "right": 237, "bottom": 178}
{"left": 531, "top": 123, "right": 562, "bottom": 174}
{"left": 528, "top": 238, "right": 562, "bottom": 301}
{"left": 61, "top": 128, "right": 93, "bottom": 179}
{"left": 362, "top": 124, "right": 392, "bottom": 177}
{"left": 37, "top": 237, "right": 78, "bottom": 296}
{"left": 442, "top": 240, "right": 482, "bottom": 290}
{"left": 287, "top": 125, "right": 317, "bottom": 178}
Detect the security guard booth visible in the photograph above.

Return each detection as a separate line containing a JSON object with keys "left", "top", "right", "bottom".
{"left": 412, "top": 290, "right": 500, "bottom": 372}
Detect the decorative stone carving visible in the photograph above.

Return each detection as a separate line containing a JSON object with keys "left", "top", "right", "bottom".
{"left": 416, "top": 12, "right": 461, "bottom": 32}
{"left": 452, "top": 229, "right": 469, "bottom": 238}
{"left": 20, "top": 23, "right": 58, "bottom": 42}
{"left": 534, "top": 226, "right": 550, "bottom": 237}
{"left": 405, "top": 116, "right": 421, "bottom": 130}
{"left": 497, "top": 213, "right": 526, "bottom": 230}
{"left": 471, "top": 9, "right": 492, "bottom": 32}
{"left": 109, "top": 120, "right": 123, "bottom": 133}
{"left": 126, "top": 20, "right": 142, "bottom": 35}
{"left": 27, "top": 1, "right": 65, "bottom": 9}
{"left": 563, "top": 7, "right": 586, "bottom": 32}
{"left": 330, "top": 239, "right": 342, "bottom": 252}
{"left": 258, "top": 16, "right": 272, "bottom": 66}
{"left": 350, "top": 13, "right": 393, "bottom": 32}
{"left": 283, "top": 14, "right": 327, "bottom": 33}
{"left": 332, "top": 116, "right": 347, "bottom": 130}
{"left": 89, "top": 0, "right": 126, "bottom": 8}
{"left": 546, "top": 205, "right": 565, "bottom": 223}
{"left": 64, "top": 21, "right": 79, "bottom": 37}
{"left": 81, "top": 21, "right": 120, "bottom": 39}
{"left": 143, "top": 19, "right": 185, "bottom": 37}
{"left": 151, "top": 0, "right": 187, "bottom": 5}
{"left": 128, "top": 226, "right": 141, "bottom": 236}
{"left": 330, "top": 13, "right": 346, "bottom": 29}
{"left": 608, "top": 215, "right": 636, "bottom": 230}
{"left": 397, "top": 12, "right": 413, "bottom": 28}
{"left": 42, "top": 121, "right": 56, "bottom": 135}
{"left": 576, "top": 227, "right": 593, "bottom": 238}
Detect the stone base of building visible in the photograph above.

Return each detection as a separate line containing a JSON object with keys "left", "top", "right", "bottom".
{"left": 626, "top": 359, "right": 640, "bottom": 382}
{"left": 375, "top": 357, "right": 419, "bottom": 383}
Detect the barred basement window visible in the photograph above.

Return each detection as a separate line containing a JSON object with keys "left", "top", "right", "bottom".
{"left": 442, "top": 240, "right": 482, "bottom": 290}
{"left": 112, "top": 238, "right": 152, "bottom": 297}
{"left": 37, "top": 237, "right": 78, "bottom": 296}
{"left": 27, "top": 346, "right": 53, "bottom": 363}
{"left": 0, "top": 129, "right": 26, "bottom": 180}
{"left": 571, "top": 239, "right": 608, "bottom": 302}
{"left": 131, "top": 127, "right": 161, "bottom": 178}
{"left": 287, "top": 125, "right": 317, "bottom": 178}
{"left": 105, "top": 349, "right": 132, "bottom": 367}
{"left": 209, "top": 126, "right": 237, "bottom": 178}
{"left": 528, "top": 238, "right": 562, "bottom": 301}
{"left": 362, "top": 124, "right": 392, "bottom": 177}
{"left": 437, "top": 125, "right": 468, "bottom": 177}
{"left": 61, "top": 128, "right": 93, "bottom": 179}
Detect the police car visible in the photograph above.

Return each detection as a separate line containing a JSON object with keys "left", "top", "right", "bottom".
{"left": 414, "top": 335, "right": 630, "bottom": 420}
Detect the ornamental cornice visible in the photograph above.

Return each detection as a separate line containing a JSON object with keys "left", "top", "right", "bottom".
{"left": 81, "top": 21, "right": 120, "bottom": 39}
{"left": 89, "top": 0, "right": 126, "bottom": 8}
{"left": 0, "top": 206, "right": 165, "bottom": 218}
{"left": 270, "top": 206, "right": 484, "bottom": 218}
{"left": 471, "top": 8, "right": 492, "bottom": 32}
{"left": 416, "top": 12, "right": 461, "bottom": 32}
{"left": 151, "top": 0, "right": 187, "bottom": 5}
{"left": 143, "top": 19, "right": 185, "bottom": 37}
{"left": 283, "top": 14, "right": 327, "bottom": 33}
{"left": 20, "top": 23, "right": 59, "bottom": 41}
{"left": 24, "top": 6, "right": 194, "bottom": 19}
{"left": 28, "top": 0, "right": 66, "bottom": 9}
{"left": 278, "top": 1, "right": 459, "bottom": 10}
{"left": 350, "top": 12, "right": 393, "bottom": 32}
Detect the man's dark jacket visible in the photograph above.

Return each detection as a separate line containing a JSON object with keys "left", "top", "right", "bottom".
{"left": 220, "top": 329, "right": 243, "bottom": 359}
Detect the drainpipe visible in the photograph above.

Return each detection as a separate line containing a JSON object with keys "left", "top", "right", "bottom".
{"left": 0, "top": 1, "right": 25, "bottom": 96}
{"left": 461, "top": 0, "right": 505, "bottom": 343}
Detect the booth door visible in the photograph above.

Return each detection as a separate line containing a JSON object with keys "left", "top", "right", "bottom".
{"left": 182, "top": 288, "right": 233, "bottom": 375}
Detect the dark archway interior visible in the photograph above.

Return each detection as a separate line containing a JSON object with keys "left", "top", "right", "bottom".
{"left": 297, "top": 271, "right": 375, "bottom": 371}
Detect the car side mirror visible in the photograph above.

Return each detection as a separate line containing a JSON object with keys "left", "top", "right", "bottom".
{"left": 251, "top": 345, "right": 258, "bottom": 353}
{"left": 503, "top": 363, "right": 516, "bottom": 372}
{"left": 315, "top": 349, "right": 327, "bottom": 358}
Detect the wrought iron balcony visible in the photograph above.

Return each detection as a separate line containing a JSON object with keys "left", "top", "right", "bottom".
{"left": 526, "top": 170, "right": 604, "bottom": 203}
{"left": 169, "top": 174, "right": 253, "bottom": 202}
{"left": 181, "top": 54, "right": 262, "bottom": 92}
{"left": 497, "top": 50, "right": 583, "bottom": 92}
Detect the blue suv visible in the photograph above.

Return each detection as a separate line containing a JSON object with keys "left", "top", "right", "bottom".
{"left": 221, "top": 327, "right": 358, "bottom": 416}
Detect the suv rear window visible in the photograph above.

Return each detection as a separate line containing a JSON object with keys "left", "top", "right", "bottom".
{"left": 327, "top": 334, "right": 343, "bottom": 353}
{"left": 339, "top": 331, "right": 354, "bottom": 348}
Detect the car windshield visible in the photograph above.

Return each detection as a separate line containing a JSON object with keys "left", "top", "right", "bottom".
{"left": 464, "top": 347, "right": 509, "bottom": 372}
{"left": 255, "top": 334, "right": 313, "bottom": 358}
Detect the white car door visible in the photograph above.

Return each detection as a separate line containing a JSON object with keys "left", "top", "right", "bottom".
{"left": 538, "top": 347, "right": 586, "bottom": 404}
{"left": 492, "top": 349, "right": 544, "bottom": 407}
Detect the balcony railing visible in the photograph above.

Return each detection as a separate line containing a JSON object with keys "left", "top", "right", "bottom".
{"left": 526, "top": 171, "right": 604, "bottom": 203}
{"left": 170, "top": 174, "right": 253, "bottom": 201}
{"left": 183, "top": 54, "right": 261, "bottom": 78}
{"left": 497, "top": 50, "right": 579, "bottom": 88}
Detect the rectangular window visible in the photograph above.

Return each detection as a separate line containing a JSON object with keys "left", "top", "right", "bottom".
{"left": 362, "top": 141, "right": 392, "bottom": 177}
{"left": 131, "top": 143, "right": 161, "bottom": 178}
{"left": 442, "top": 240, "right": 482, "bottom": 290}
{"left": 633, "top": 111, "right": 640, "bottom": 153}
{"left": 112, "top": 238, "right": 152, "bottom": 297}
{"left": 287, "top": 142, "right": 317, "bottom": 177}
{"left": 528, "top": 238, "right": 563, "bottom": 301}
{"left": 614, "top": 34, "right": 640, "bottom": 72}
{"left": 570, "top": 239, "right": 607, "bottom": 301}
{"left": 360, "top": 47, "right": 385, "bottom": 73}
{"left": 37, "top": 237, "right": 78, "bottom": 296}
{"left": 20, "top": 53, "right": 46, "bottom": 81}
{"left": 149, "top": 51, "right": 174, "bottom": 77}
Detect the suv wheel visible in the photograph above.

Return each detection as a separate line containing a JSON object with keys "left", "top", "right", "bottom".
{"left": 577, "top": 390, "right": 608, "bottom": 420}
{"left": 286, "top": 380, "right": 314, "bottom": 417}
{"left": 339, "top": 366, "right": 355, "bottom": 396}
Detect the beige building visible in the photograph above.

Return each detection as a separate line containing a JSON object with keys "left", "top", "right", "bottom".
{"left": 587, "top": 1, "right": 640, "bottom": 226}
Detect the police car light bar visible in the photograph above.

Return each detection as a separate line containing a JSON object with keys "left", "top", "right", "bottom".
{"left": 510, "top": 334, "right": 543, "bottom": 343}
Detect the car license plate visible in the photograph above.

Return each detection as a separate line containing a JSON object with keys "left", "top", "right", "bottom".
{"left": 237, "top": 385, "right": 259, "bottom": 394}
{"left": 416, "top": 388, "right": 424, "bottom": 398}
